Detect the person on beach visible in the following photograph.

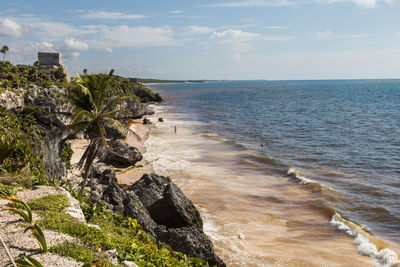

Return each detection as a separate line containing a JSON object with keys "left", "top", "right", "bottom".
{"left": 174, "top": 126, "right": 177, "bottom": 133}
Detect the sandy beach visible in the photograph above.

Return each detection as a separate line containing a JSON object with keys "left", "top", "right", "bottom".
{"left": 69, "top": 118, "right": 154, "bottom": 186}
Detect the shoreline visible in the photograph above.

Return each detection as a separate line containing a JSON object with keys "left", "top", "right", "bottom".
{"left": 139, "top": 86, "right": 400, "bottom": 266}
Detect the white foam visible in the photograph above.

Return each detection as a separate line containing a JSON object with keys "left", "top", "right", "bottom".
{"left": 287, "top": 168, "right": 313, "bottom": 185}
{"left": 330, "top": 213, "right": 400, "bottom": 267}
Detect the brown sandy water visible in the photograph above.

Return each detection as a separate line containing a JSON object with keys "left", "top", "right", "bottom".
{"left": 140, "top": 106, "right": 400, "bottom": 266}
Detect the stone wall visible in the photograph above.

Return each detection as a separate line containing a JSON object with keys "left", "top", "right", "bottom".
{"left": 38, "top": 52, "right": 63, "bottom": 66}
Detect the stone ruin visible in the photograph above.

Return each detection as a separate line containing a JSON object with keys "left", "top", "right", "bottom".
{"left": 37, "top": 52, "right": 70, "bottom": 81}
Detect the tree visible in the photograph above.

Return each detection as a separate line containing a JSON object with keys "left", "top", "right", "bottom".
{"left": 1, "top": 45, "right": 9, "bottom": 61}
{"left": 62, "top": 71, "right": 129, "bottom": 195}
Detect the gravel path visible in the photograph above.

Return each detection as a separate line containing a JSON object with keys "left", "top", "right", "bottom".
{"left": 0, "top": 186, "right": 82, "bottom": 267}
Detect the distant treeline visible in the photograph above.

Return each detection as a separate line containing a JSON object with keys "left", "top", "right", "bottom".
{"left": 130, "top": 78, "right": 207, "bottom": 84}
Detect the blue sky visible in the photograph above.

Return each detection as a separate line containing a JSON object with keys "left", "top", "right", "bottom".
{"left": 1, "top": 0, "right": 400, "bottom": 80}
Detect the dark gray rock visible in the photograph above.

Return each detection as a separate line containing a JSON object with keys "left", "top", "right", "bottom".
{"left": 89, "top": 162, "right": 116, "bottom": 185}
{"left": 156, "top": 226, "right": 225, "bottom": 267}
{"left": 98, "top": 140, "right": 142, "bottom": 168}
{"left": 134, "top": 87, "right": 163, "bottom": 103}
{"left": 116, "top": 97, "right": 154, "bottom": 119}
{"left": 101, "top": 183, "right": 126, "bottom": 208}
{"left": 143, "top": 118, "right": 151, "bottom": 125}
{"left": 105, "top": 125, "right": 127, "bottom": 139}
{"left": 123, "top": 191, "right": 162, "bottom": 236}
{"left": 128, "top": 174, "right": 203, "bottom": 230}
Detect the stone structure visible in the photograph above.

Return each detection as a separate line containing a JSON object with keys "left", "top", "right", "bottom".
{"left": 38, "top": 52, "right": 70, "bottom": 81}
{"left": 38, "top": 52, "right": 64, "bottom": 69}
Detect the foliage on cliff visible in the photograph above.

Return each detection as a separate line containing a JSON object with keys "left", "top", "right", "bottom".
{"left": 0, "top": 108, "right": 45, "bottom": 181}
{"left": 0, "top": 61, "right": 66, "bottom": 93}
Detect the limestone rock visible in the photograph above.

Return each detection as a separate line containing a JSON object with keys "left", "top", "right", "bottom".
{"left": 156, "top": 226, "right": 226, "bottom": 267}
{"left": 116, "top": 97, "right": 154, "bottom": 119}
{"left": 98, "top": 140, "right": 142, "bottom": 168}
{"left": 134, "top": 87, "right": 163, "bottom": 103}
{"left": 128, "top": 173, "right": 203, "bottom": 229}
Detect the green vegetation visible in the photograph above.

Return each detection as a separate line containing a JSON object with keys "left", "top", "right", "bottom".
{"left": 0, "top": 108, "right": 44, "bottom": 177}
{"left": 5, "top": 196, "right": 33, "bottom": 223}
{"left": 28, "top": 194, "right": 70, "bottom": 212}
{"left": 0, "top": 183, "right": 22, "bottom": 197}
{"left": 14, "top": 255, "right": 44, "bottom": 267}
{"left": 50, "top": 242, "right": 111, "bottom": 265}
{"left": 0, "top": 61, "right": 66, "bottom": 91}
{"left": 25, "top": 223, "right": 48, "bottom": 252}
{"left": 60, "top": 142, "right": 74, "bottom": 170}
{"left": 29, "top": 193, "right": 210, "bottom": 267}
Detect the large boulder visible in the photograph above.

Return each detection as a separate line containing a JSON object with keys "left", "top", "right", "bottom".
{"left": 134, "top": 87, "right": 163, "bottom": 103}
{"left": 116, "top": 97, "right": 154, "bottom": 119}
{"left": 156, "top": 226, "right": 226, "bottom": 267}
{"left": 128, "top": 174, "right": 203, "bottom": 230}
{"left": 98, "top": 140, "right": 142, "bottom": 168}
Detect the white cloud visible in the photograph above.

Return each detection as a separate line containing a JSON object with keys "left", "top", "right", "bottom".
{"left": 63, "top": 38, "right": 89, "bottom": 51}
{"left": 213, "top": 29, "right": 260, "bottom": 41}
{"left": 324, "top": 0, "right": 379, "bottom": 7}
{"left": 24, "top": 19, "right": 96, "bottom": 41}
{"left": 185, "top": 26, "right": 215, "bottom": 35}
{"left": 317, "top": 30, "right": 336, "bottom": 39}
{"left": 0, "top": 18, "right": 22, "bottom": 38}
{"left": 267, "top": 25, "right": 289, "bottom": 30}
{"left": 37, "top": 41, "right": 55, "bottom": 51}
{"left": 82, "top": 10, "right": 146, "bottom": 20}
{"left": 104, "top": 47, "right": 113, "bottom": 53}
{"left": 90, "top": 26, "right": 175, "bottom": 49}
{"left": 170, "top": 10, "right": 184, "bottom": 14}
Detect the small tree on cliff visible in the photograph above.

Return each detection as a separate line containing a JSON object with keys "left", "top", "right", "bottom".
{"left": 63, "top": 70, "right": 128, "bottom": 195}
{"left": 1, "top": 45, "right": 9, "bottom": 61}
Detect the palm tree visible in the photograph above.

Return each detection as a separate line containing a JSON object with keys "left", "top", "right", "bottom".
{"left": 1, "top": 45, "right": 9, "bottom": 61}
{"left": 62, "top": 71, "right": 129, "bottom": 195}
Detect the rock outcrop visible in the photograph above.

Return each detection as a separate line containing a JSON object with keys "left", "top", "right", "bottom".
{"left": 98, "top": 140, "right": 142, "bottom": 168}
{"left": 89, "top": 173, "right": 225, "bottom": 267}
{"left": 134, "top": 87, "right": 163, "bottom": 103}
{"left": 128, "top": 174, "right": 203, "bottom": 229}
{"left": 116, "top": 97, "right": 154, "bottom": 119}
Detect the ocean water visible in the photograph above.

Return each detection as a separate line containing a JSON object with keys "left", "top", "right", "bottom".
{"left": 146, "top": 80, "right": 400, "bottom": 266}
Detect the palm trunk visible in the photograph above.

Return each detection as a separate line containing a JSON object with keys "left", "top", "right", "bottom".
{"left": 79, "top": 139, "right": 99, "bottom": 195}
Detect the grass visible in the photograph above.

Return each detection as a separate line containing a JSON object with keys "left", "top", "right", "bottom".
{"left": 28, "top": 194, "right": 70, "bottom": 212}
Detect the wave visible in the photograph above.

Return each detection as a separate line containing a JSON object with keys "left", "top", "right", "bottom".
{"left": 330, "top": 212, "right": 399, "bottom": 267}
{"left": 287, "top": 168, "right": 313, "bottom": 185}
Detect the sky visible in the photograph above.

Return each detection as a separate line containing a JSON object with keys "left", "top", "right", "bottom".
{"left": 1, "top": 0, "right": 400, "bottom": 80}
